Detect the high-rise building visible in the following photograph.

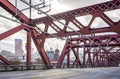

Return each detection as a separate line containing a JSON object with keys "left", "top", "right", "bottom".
{"left": 46, "top": 47, "right": 54, "bottom": 60}
{"left": 54, "top": 48, "right": 59, "bottom": 60}
{"left": 15, "top": 39, "right": 24, "bottom": 59}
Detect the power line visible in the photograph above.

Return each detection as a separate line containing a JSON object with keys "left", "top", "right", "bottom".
{"left": 0, "top": 0, "right": 105, "bottom": 49}
{"left": 0, "top": 13, "right": 102, "bottom": 49}
{"left": 0, "top": 14, "right": 66, "bottom": 41}
{"left": 20, "top": 0, "right": 81, "bottom": 36}
{"left": 20, "top": 0, "right": 52, "bottom": 12}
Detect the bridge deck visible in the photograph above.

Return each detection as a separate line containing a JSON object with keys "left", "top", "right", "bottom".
{"left": 0, "top": 67, "right": 120, "bottom": 79}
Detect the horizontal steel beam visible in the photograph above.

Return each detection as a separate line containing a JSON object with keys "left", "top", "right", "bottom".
{"left": 0, "top": 25, "right": 29, "bottom": 40}
{"left": 33, "top": 0, "right": 120, "bottom": 24}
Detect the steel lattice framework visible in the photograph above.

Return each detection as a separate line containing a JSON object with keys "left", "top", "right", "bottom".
{"left": 0, "top": 0, "right": 120, "bottom": 68}
{"left": 58, "top": 34, "right": 120, "bottom": 68}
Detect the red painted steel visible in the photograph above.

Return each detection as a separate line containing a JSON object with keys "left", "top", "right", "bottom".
{"left": 72, "top": 48, "right": 81, "bottom": 67}
{"left": 26, "top": 31, "right": 32, "bottom": 65}
{"left": 31, "top": 29, "right": 51, "bottom": 68}
{"left": 58, "top": 34, "right": 120, "bottom": 67}
{"left": 0, "top": 0, "right": 120, "bottom": 68}
{"left": 33, "top": 0, "right": 120, "bottom": 24}
{"left": 0, "top": 0, "right": 51, "bottom": 67}
{"left": 34, "top": 0, "right": 120, "bottom": 38}
{"left": 0, "top": 0, "right": 30, "bottom": 24}
{"left": 0, "top": 25, "right": 31, "bottom": 66}
{"left": 0, "top": 55, "right": 11, "bottom": 65}
{"left": 0, "top": 25, "right": 29, "bottom": 40}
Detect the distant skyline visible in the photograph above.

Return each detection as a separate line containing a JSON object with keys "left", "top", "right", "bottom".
{"left": 0, "top": 0, "right": 119, "bottom": 54}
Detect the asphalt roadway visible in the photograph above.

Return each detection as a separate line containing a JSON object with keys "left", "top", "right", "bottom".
{"left": 0, "top": 67, "right": 120, "bottom": 79}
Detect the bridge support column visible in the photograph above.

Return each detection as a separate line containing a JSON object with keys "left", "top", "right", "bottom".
{"left": 26, "top": 31, "right": 31, "bottom": 67}
{"left": 67, "top": 52, "right": 70, "bottom": 68}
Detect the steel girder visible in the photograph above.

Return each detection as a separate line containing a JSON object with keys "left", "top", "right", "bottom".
{"left": 0, "top": 0, "right": 120, "bottom": 68}
{"left": 33, "top": 0, "right": 120, "bottom": 37}
{"left": 0, "top": 25, "right": 29, "bottom": 40}
{"left": 33, "top": 0, "right": 120, "bottom": 24}
{"left": 0, "top": 25, "right": 31, "bottom": 65}
{"left": 0, "top": 0, "right": 30, "bottom": 24}
{"left": 57, "top": 34, "right": 120, "bottom": 68}
{"left": 0, "top": 0, "right": 51, "bottom": 67}
{"left": 31, "top": 29, "right": 51, "bottom": 68}
{"left": 26, "top": 30, "right": 32, "bottom": 66}
{"left": 0, "top": 55, "right": 11, "bottom": 65}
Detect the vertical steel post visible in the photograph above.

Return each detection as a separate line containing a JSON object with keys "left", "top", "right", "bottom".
{"left": 26, "top": 31, "right": 31, "bottom": 66}
{"left": 67, "top": 52, "right": 70, "bottom": 68}
{"left": 82, "top": 47, "right": 86, "bottom": 67}
{"left": 77, "top": 42, "right": 80, "bottom": 67}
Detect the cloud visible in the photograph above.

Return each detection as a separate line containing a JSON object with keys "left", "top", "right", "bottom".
{"left": 58, "top": 0, "right": 111, "bottom": 9}
{"left": 44, "top": 38, "right": 66, "bottom": 53}
{"left": 0, "top": 0, "right": 119, "bottom": 54}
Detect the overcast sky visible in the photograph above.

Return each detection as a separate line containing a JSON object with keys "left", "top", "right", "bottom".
{"left": 0, "top": 0, "right": 119, "bottom": 55}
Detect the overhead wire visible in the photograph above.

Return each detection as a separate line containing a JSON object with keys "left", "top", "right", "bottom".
{"left": 20, "top": 0, "right": 52, "bottom": 12}
{"left": 0, "top": 0, "right": 105, "bottom": 49}
{"left": 20, "top": 0, "right": 81, "bottom": 36}
{"left": 0, "top": 14, "right": 66, "bottom": 41}
{"left": 15, "top": 0, "right": 18, "bottom": 16}
{"left": 0, "top": 13, "right": 105, "bottom": 50}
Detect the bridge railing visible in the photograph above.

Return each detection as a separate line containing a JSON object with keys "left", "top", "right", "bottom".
{"left": 0, "top": 64, "right": 46, "bottom": 71}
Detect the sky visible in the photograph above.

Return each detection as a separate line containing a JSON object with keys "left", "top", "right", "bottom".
{"left": 0, "top": 0, "right": 119, "bottom": 55}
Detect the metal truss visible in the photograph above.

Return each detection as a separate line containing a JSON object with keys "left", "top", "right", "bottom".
{"left": 0, "top": 55, "right": 11, "bottom": 65}
{"left": 58, "top": 34, "right": 120, "bottom": 68}
{"left": 0, "top": 0, "right": 120, "bottom": 68}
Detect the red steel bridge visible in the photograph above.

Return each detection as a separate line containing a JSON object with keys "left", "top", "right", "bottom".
{"left": 0, "top": 0, "right": 120, "bottom": 68}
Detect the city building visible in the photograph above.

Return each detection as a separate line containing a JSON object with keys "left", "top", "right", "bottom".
{"left": 54, "top": 48, "right": 59, "bottom": 60}
{"left": 0, "top": 50, "right": 14, "bottom": 59}
{"left": 46, "top": 47, "right": 54, "bottom": 60}
{"left": 15, "top": 39, "right": 24, "bottom": 59}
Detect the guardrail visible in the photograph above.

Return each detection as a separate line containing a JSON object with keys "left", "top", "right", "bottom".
{"left": 0, "top": 64, "right": 46, "bottom": 71}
